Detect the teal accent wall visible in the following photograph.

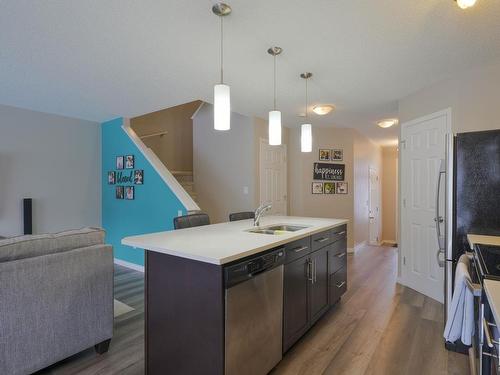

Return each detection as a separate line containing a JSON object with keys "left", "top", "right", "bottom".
{"left": 102, "top": 118, "right": 186, "bottom": 266}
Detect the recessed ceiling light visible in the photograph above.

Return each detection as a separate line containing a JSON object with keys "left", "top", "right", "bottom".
{"left": 312, "top": 104, "right": 335, "bottom": 116}
{"left": 455, "top": 0, "right": 477, "bottom": 9}
{"left": 377, "top": 118, "right": 399, "bottom": 128}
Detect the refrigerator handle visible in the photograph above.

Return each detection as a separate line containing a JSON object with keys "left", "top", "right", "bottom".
{"left": 435, "top": 159, "right": 446, "bottom": 268}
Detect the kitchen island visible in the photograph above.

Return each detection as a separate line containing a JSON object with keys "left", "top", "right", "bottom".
{"left": 123, "top": 216, "right": 348, "bottom": 375}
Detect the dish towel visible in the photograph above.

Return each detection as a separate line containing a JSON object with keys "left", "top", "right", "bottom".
{"left": 443, "top": 254, "right": 475, "bottom": 346}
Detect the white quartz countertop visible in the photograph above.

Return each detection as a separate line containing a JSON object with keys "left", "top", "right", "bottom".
{"left": 122, "top": 216, "right": 348, "bottom": 265}
{"left": 467, "top": 234, "right": 500, "bottom": 250}
{"left": 484, "top": 279, "right": 500, "bottom": 326}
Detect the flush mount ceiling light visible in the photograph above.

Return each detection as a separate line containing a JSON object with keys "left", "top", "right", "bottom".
{"left": 312, "top": 104, "right": 335, "bottom": 116}
{"left": 212, "top": 2, "right": 232, "bottom": 131}
{"left": 377, "top": 118, "right": 399, "bottom": 128}
{"left": 300, "top": 72, "right": 313, "bottom": 153}
{"left": 268, "top": 46, "right": 283, "bottom": 146}
{"left": 455, "top": 0, "right": 477, "bottom": 9}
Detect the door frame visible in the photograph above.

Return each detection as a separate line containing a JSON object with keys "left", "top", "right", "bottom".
{"left": 259, "top": 138, "right": 288, "bottom": 215}
{"left": 398, "top": 108, "right": 452, "bottom": 300}
{"left": 368, "top": 167, "right": 381, "bottom": 246}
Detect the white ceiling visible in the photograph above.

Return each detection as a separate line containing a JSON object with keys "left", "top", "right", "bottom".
{"left": 2, "top": 1, "right": 500, "bottom": 145}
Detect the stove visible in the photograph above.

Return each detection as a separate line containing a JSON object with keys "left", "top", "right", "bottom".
{"left": 474, "top": 244, "right": 500, "bottom": 281}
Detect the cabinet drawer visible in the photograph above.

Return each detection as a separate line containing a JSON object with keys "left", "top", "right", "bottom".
{"left": 331, "top": 237, "right": 347, "bottom": 256}
{"left": 329, "top": 267, "right": 347, "bottom": 305}
{"left": 329, "top": 242, "right": 347, "bottom": 274}
{"left": 330, "top": 225, "right": 347, "bottom": 244}
{"left": 311, "top": 230, "right": 333, "bottom": 251}
{"left": 284, "top": 237, "right": 311, "bottom": 263}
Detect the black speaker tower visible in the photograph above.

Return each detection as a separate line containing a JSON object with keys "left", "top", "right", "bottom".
{"left": 23, "top": 198, "right": 32, "bottom": 235}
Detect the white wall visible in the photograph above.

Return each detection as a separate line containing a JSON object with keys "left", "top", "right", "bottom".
{"left": 193, "top": 104, "right": 256, "bottom": 223}
{"left": 0, "top": 104, "right": 101, "bottom": 236}
{"left": 399, "top": 60, "right": 500, "bottom": 133}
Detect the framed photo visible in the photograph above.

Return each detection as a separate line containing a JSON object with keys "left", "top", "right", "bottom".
{"left": 312, "top": 182, "right": 324, "bottom": 194}
{"left": 319, "top": 149, "right": 331, "bottom": 161}
{"left": 332, "top": 149, "right": 343, "bottom": 161}
{"left": 108, "top": 171, "right": 116, "bottom": 185}
{"left": 125, "top": 155, "right": 135, "bottom": 169}
{"left": 116, "top": 156, "right": 124, "bottom": 170}
{"left": 125, "top": 186, "right": 135, "bottom": 200}
{"left": 115, "top": 186, "right": 124, "bottom": 199}
{"left": 336, "top": 181, "right": 348, "bottom": 194}
{"left": 134, "top": 170, "right": 144, "bottom": 185}
{"left": 324, "top": 182, "right": 336, "bottom": 194}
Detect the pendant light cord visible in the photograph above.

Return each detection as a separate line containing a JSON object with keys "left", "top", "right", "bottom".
{"left": 273, "top": 54, "right": 277, "bottom": 110}
{"left": 305, "top": 77, "right": 308, "bottom": 119}
{"left": 220, "top": 16, "right": 224, "bottom": 84}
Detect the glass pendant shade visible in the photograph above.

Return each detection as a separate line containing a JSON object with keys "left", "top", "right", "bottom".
{"left": 301, "top": 123, "right": 312, "bottom": 152}
{"left": 268, "top": 110, "right": 282, "bottom": 146}
{"left": 214, "top": 84, "right": 230, "bottom": 131}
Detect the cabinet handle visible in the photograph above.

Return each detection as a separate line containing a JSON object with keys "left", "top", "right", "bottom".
{"left": 306, "top": 261, "right": 313, "bottom": 282}
{"left": 337, "top": 253, "right": 346, "bottom": 258}
{"left": 315, "top": 237, "right": 329, "bottom": 243}
{"left": 292, "top": 245, "right": 309, "bottom": 253}
{"left": 336, "top": 231, "right": 346, "bottom": 236}
{"left": 484, "top": 318, "right": 499, "bottom": 348}
{"left": 336, "top": 281, "right": 346, "bottom": 289}
{"left": 313, "top": 260, "right": 317, "bottom": 283}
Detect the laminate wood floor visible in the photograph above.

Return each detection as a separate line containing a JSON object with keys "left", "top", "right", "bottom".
{"left": 37, "top": 244, "right": 469, "bottom": 375}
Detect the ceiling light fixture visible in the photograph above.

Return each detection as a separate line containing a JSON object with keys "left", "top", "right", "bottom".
{"left": 300, "top": 73, "right": 313, "bottom": 153}
{"left": 455, "top": 0, "right": 477, "bottom": 9}
{"left": 312, "top": 104, "right": 335, "bottom": 116}
{"left": 268, "top": 46, "right": 283, "bottom": 146}
{"left": 212, "top": 2, "right": 232, "bottom": 131}
{"left": 377, "top": 118, "right": 399, "bottom": 128}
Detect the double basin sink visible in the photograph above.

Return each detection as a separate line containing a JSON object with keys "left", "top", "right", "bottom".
{"left": 246, "top": 224, "right": 310, "bottom": 235}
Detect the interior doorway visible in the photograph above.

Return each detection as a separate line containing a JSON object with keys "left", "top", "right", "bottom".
{"left": 369, "top": 167, "right": 381, "bottom": 245}
{"left": 400, "top": 109, "right": 450, "bottom": 303}
{"left": 259, "top": 138, "right": 287, "bottom": 215}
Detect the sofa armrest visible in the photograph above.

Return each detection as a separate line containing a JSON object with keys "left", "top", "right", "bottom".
{"left": 0, "top": 244, "right": 113, "bottom": 375}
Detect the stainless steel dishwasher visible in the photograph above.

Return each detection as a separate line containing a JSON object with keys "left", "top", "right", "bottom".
{"left": 224, "top": 247, "right": 285, "bottom": 375}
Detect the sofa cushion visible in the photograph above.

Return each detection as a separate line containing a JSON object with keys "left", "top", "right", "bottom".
{"left": 0, "top": 227, "right": 105, "bottom": 263}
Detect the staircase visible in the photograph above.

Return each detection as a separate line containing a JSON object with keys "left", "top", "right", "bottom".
{"left": 171, "top": 171, "right": 198, "bottom": 206}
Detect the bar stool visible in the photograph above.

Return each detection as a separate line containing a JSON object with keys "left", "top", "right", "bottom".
{"left": 173, "top": 213, "right": 210, "bottom": 230}
{"left": 229, "top": 211, "right": 255, "bottom": 222}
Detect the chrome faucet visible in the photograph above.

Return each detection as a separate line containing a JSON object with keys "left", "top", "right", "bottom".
{"left": 254, "top": 203, "right": 272, "bottom": 227}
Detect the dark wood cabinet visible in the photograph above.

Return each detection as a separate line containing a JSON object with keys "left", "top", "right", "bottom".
{"left": 310, "top": 246, "right": 330, "bottom": 324}
{"left": 330, "top": 266, "right": 347, "bottom": 304}
{"left": 283, "top": 254, "right": 310, "bottom": 352}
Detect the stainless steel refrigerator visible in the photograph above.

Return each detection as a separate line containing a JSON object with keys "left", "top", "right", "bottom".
{"left": 440, "top": 129, "right": 500, "bottom": 352}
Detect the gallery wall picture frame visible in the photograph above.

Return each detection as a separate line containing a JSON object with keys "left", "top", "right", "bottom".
{"left": 332, "top": 149, "right": 343, "bottom": 161}
{"left": 336, "top": 181, "right": 348, "bottom": 194}
{"left": 319, "top": 149, "right": 331, "bottom": 161}
{"left": 125, "top": 155, "right": 135, "bottom": 169}
{"left": 313, "top": 162, "right": 345, "bottom": 181}
{"left": 116, "top": 186, "right": 124, "bottom": 199}
{"left": 134, "top": 170, "right": 144, "bottom": 185}
{"left": 116, "top": 156, "right": 124, "bottom": 170}
{"left": 312, "top": 182, "right": 324, "bottom": 194}
{"left": 324, "top": 182, "right": 335, "bottom": 194}
{"left": 108, "top": 171, "right": 116, "bottom": 185}
{"left": 125, "top": 186, "right": 135, "bottom": 200}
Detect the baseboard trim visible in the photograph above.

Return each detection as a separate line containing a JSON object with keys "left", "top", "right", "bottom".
{"left": 347, "top": 247, "right": 354, "bottom": 254}
{"left": 382, "top": 240, "right": 397, "bottom": 246}
{"left": 114, "top": 258, "right": 145, "bottom": 273}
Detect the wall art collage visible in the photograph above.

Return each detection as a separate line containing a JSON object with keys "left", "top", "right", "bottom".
{"left": 312, "top": 149, "right": 347, "bottom": 195}
{"left": 107, "top": 155, "right": 143, "bottom": 200}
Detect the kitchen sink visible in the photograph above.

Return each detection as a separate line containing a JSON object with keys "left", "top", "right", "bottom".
{"left": 246, "top": 224, "right": 310, "bottom": 235}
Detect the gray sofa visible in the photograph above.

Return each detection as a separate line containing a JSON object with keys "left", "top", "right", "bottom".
{"left": 0, "top": 228, "right": 114, "bottom": 375}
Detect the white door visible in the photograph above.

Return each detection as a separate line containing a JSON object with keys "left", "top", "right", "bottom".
{"left": 260, "top": 139, "right": 287, "bottom": 215}
{"left": 369, "top": 167, "right": 380, "bottom": 245}
{"left": 400, "top": 109, "right": 451, "bottom": 303}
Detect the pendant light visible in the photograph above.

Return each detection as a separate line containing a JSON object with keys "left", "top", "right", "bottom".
{"left": 300, "top": 72, "right": 313, "bottom": 153}
{"left": 267, "top": 46, "right": 283, "bottom": 146}
{"left": 212, "top": 3, "right": 231, "bottom": 131}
